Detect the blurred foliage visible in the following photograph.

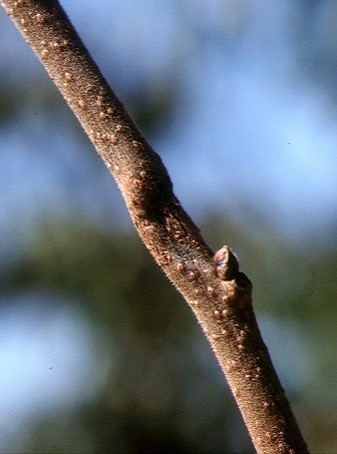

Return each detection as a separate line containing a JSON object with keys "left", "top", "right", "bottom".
{"left": 2, "top": 219, "right": 252, "bottom": 453}
{"left": 125, "top": 76, "right": 181, "bottom": 137}
{"left": 0, "top": 78, "right": 60, "bottom": 125}
{"left": 1, "top": 214, "right": 337, "bottom": 452}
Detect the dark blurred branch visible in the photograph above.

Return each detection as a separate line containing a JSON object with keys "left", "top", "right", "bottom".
{"left": 1, "top": 1, "right": 308, "bottom": 452}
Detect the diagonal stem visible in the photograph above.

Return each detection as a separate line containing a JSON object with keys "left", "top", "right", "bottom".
{"left": 1, "top": 1, "right": 309, "bottom": 452}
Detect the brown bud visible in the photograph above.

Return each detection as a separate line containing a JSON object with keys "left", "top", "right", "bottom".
{"left": 214, "top": 245, "right": 239, "bottom": 281}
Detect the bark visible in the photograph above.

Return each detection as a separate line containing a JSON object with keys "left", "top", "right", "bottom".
{"left": 1, "top": 1, "right": 309, "bottom": 452}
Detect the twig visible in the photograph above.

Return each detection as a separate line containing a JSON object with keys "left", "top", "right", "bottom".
{"left": 1, "top": 1, "right": 309, "bottom": 452}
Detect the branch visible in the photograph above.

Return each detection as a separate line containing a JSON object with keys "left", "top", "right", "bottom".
{"left": 1, "top": 1, "right": 308, "bottom": 452}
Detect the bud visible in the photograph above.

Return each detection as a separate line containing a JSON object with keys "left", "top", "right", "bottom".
{"left": 214, "top": 245, "right": 239, "bottom": 281}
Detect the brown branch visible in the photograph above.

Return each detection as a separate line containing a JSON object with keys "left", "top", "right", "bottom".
{"left": 1, "top": 1, "right": 309, "bottom": 452}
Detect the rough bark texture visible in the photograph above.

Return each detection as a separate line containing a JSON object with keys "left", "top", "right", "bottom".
{"left": 1, "top": 1, "right": 309, "bottom": 453}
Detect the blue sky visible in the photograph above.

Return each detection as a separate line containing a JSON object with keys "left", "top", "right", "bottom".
{"left": 1, "top": 0, "right": 337, "bottom": 244}
{"left": 63, "top": 0, "right": 337, "bottom": 240}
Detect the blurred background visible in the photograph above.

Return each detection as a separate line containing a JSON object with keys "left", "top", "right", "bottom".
{"left": 0, "top": 0, "right": 337, "bottom": 452}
